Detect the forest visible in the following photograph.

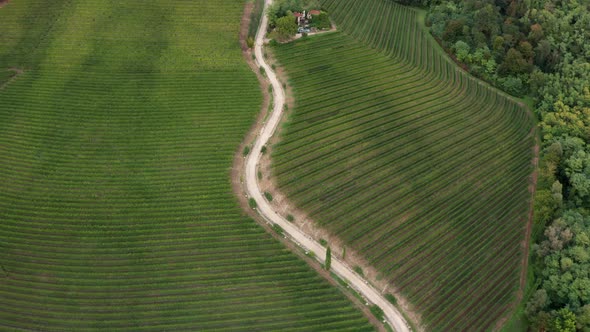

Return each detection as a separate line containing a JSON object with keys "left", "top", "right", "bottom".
{"left": 413, "top": 0, "right": 590, "bottom": 330}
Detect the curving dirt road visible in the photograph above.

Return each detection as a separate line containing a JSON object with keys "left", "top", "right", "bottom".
{"left": 244, "top": 1, "right": 411, "bottom": 331}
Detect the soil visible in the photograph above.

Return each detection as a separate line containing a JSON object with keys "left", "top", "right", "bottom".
{"left": 0, "top": 0, "right": 9, "bottom": 8}
{"left": 232, "top": 4, "right": 386, "bottom": 331}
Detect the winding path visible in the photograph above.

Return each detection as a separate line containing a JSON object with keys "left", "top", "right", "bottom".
{"left": 244, "top": 1, "right": 411, "bottom": 331}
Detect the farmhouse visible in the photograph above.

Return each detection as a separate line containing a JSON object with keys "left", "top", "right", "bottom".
{"left": 293, "top": 11, "right": 304, "bottom": 25}
{"left": 293, "top": 9, "right": 323, "bottom": 28}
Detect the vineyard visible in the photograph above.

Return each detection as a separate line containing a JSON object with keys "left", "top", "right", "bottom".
{"left": 271, "top": 0, "right": 536, "bottom": 330}
{"left": 0, "top": 1, "right": 374, "bottom": 331}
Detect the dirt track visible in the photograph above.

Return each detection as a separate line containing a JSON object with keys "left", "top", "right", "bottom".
{"left": 243, "top": 1, "right": 411, "bottom": 331}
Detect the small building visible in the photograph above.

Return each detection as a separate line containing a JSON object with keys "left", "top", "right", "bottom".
{"left": 308, "top": 10, "right": 321, "bottom": 19}
{"left": 293, "top": 12, "right": 304, "bottom": 25}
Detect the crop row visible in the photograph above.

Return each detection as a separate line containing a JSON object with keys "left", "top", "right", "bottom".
{"left": 0, "top": 0, "right": 375, "bottom": 330}
{"left": 271, "top": 1, "right": 535, "bottom": 329}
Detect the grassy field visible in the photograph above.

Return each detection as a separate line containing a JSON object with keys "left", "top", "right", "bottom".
{"left": 0, "top": 1, "right": 375, "bottom": 330}
{"left": 271, "top": 0, "right": 536, "bottom": 330}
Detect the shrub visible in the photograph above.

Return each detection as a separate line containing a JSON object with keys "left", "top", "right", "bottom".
{"left": 325, "top": 246, "right": 331, "bottom": 270}
{"left": 261, "top": 145, "right": 267, "bottom": 154}
{"left": 264, "top": 191, "right": 273, "bottom": 201}
{"left": 257, "top": 170, "right": 262, "bottom": 180}
{"left": 286, "top": 214, "right": 294, "bottom": 222}
{"left": 369, "top": 305, "right": 385, "bottom": 321}
{"left": 353, "top": 265, "right": 363, "bottom": 277}
{"left": 385, "top": 293, "right": 397, "bottom": 305}
{"left": 243, "top": 146, "right": 250, "bottom": 156}
{"left": 246, "top": 36, "right": 255, "bottom": 48}
{"left": 272, "top": 224, "right": 284, "bottom": 236}
{"left": 319, "top": 238, "right": 328, "bottom": 247}
{"left": 248, "top": 198, "right": 257, "bottom": 209}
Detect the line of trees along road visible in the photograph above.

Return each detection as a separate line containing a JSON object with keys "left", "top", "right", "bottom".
{"left": 394, "top": 0, "right": 589, "bottom": 330}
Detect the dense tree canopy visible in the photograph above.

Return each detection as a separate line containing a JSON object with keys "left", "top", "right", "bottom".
{"left": 423, "top": 0, "right": 590, "bottom": 330}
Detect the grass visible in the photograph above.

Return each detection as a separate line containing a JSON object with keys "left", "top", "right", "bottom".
{"left": 0, "top": 0, "right": 375, "bottom": 330}
{"left": 0, "top": 69, "right": 15, "bottom": 85}
{"left": 247, "top": 0, "right": 265, "bottom": 39}
{"left": 270, "top": 0, "right": 536, "bottom": 330}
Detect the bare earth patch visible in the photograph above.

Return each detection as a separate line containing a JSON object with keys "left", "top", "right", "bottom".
{"left": 0, "top": 0, "right": 9, "bottom": 8}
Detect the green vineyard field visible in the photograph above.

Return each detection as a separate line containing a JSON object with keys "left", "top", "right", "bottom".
{"left": 271, "top": 0, "right": 536, "bottom": 330}
{"left": 0, "top": 0, "right": 374, "bottom": 330}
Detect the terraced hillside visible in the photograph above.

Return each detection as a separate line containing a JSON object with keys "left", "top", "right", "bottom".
{"left": 271, "top": 0, "right": 536, "bottom": 330}
{"left": 0, "top": 1, "right": 375, "bottom": 330}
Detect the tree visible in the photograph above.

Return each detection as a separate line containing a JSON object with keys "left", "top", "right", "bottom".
{"left": 500, "top": 75, "right": 524, "bottom": 95}
{"left": 275, "top": 14, "right": 298, "bottom": 41}
{"left": 442, "top": 19, "right": 465, "bottom": 43}
{"left": 453, "top": 40, "right": 471, "bottom": 62}
{"left": 529, "top": 23, "right": 544, "bottom": 43}
{"left": 325, "top": 246, "right": 331, "bottom": 270}
{"left": 498, "top": 48, "right": 530, "bottom": 75}
{"left": 526, "top": 289, "right": 550, "bottom": 327}
{"left": 311, "top": 12, "right": 330, "bottom": 30}
{"left": 551, "top": 308, "right": 577, "bottom": 332}
{"left": 519, "top": 41, "right": 534, "bottom": 61}
{"left": 577, "top": 304, "right": 590, "bottom": 331}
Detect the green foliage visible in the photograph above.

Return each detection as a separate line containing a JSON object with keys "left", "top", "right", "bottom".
{"left": 0, "top": 1, "right": 375, "bottom": 330}
{"left": 243, "top": 145, "right": 251, "bottom": 156}
{"left": 385, "top": 293, "right": 397, "bottom": 305}
{"left": 261, "top": 145, "right": 268, "bottom": 154}
{"left": 286, "top": 214, "right": 295, "bottom": 222}
{"left": 0, "top": 69, "right": 16, "bottom": 85}
{"left": 499, "top": 76, "right": 525, "bottom": 96}
{"left": 369, "top": 305, "right": 385, "bottom": 321}
{"left": 267, "top": 0, "right": 321, "bottom": 26}
{"left": 551, "top": 308, "right": 577, "bottom": 332}
{"left": 325, "top": 246, "right": 331, "bottom": 270}
{"left": 248, "top": 0, "right": 265, "bottom": 39}
{"left": 311, "top": 12, "right": 331, "bottom": 30}
{"left": 275, "top": 15, "right": 298, "bottom": 41}
{"left": 273, "top": 0, "right": 534, "bottom": 328}
{"left": 264, "top": 191, "right": 273, "bottom": 201}
{"left": 248, "top": 198, "right": 258, "bottom": 209}
{"left": 246, "top": 36, "right": 255, "bottom": 49}
{"left": 353, "top": 266, "right": 363, "bottom": 277}
{"left": 426, "top": 0, "right": 590, "bottom": 328}
{"left": 272, "top": 224, "right": 284, "bottom": 236}
{"left": 319, "top": 238, "right": 328, "bottom": 246}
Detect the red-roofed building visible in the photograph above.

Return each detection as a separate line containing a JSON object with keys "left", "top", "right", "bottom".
{"left": 293, "top": 12, "right": 304, "bottom": 25}
{"left": 308, "top": 10, "right": 321, "bottom": 17}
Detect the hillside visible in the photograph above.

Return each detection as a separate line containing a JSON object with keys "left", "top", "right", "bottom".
{"left": 0, "top": 1, "right": 375, "bottom": 330}
{"left": 271, "top": 0, "right": 537, "bottom": 330}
